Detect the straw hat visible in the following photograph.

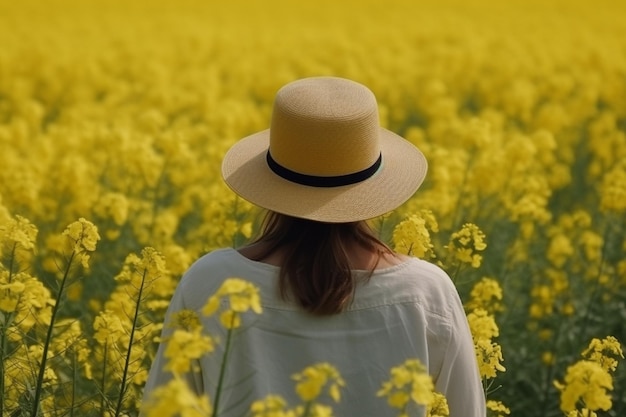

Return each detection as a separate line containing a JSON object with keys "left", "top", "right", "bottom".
{"left": 222, "top": 76, "right": 427, "bottom": 223}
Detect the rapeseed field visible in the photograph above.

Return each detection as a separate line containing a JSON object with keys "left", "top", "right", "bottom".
{"left": 1, "top": 0, "right": 625, "bottom": 416}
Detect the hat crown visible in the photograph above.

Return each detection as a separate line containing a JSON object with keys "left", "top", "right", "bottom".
{"left": 269, "top": 77, "right": 381, "bottom": 176}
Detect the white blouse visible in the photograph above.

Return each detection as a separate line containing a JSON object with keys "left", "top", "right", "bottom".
{"left": 142, "top": 248, "right": 486, "bottom": 417}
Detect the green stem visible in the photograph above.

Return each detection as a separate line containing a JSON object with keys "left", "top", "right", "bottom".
{"left": 542, "top": 326, "right": 562, "bottom": 417}
{"left": 31, "top": 250, "right": 76, "bottom": 417}
{"left": 212, "top": 316, "right": 236, "bottom": 417}
{"left": 451, "top": 149, "right": 475, "bottom": 231}
{"left": 408, "top": 242, "right": 416, "bottom": 257}
{"left": 0, "top": 323, "right": 5, "bottom": 417}
{"left": 148, "top": 161, "right": 168, "bottom": 242}
{"left": 451, "top": 262, "right": 462, "bottom": 285}
{"left": 100, "top": 342, "right": 108, "bottom": 417}
{"left": 0, "top": 244, "right": 17, "bottom": 416}
{"left": 6, "top": 243, "right": 16, "bottom": 282}
{"left": 579, "top": 223, "right": 611, "bottom": 342}
{"left": 113, "top": 269, "right": 148, "bottom": 417}
{"left": 71, "top": 350, "right": 77, "bottom": 417}
{"left": 301, "top": 401, "right": 313, "bottom": 417}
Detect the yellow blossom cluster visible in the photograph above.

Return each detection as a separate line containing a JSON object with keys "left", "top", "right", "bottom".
{"left": 392, "top": 210, "right": 439, "bottom": 259}
{"left": 465, "top": 277, "right": 503, "bottom": 314}
{"left": 466, "top": 277, "right": 506, "bottom": 388}
{"left": 555, "top": 336, "right": 624, "bottom": 414}
{"left": 292, "top": 363, "right": 345, "bottom": 403}
{"left": 141, "top": 377, "right": 213, "bottom": 417}
{"left": 0, "top": 215, "right": 37, "bottom": 255}
{"left": 376, "top": 358, "right": 448, "bottom": 417}
{"left": 465, "top": 278, "right": 507, "bottom": 415}
{"left": 446, "top": 223, "right": 487, "bottom": 269}
{"left": 581, "top": 336, "right": 624, "bottom": 374}
{"left": 599, "top": 160, "right": 626, "bottom": 214}
{"left": 486, "top": 400, "right": 511, "bottom": 417}
{"left": 159, "top": 310, "right": 214, "bottom": 376}
{"left": 202, "top": 277, "right": 263, "bottom": 329}
{"left": 468, "top": 310, "right": 506, "bottom": 381}
{"left": 164, "top": 328, "right": 215, "bottom": 375}
{"left": 251, "top": 395, "right": 296, "bottom": 417}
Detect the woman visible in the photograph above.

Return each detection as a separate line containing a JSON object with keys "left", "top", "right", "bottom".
{"left": 143, "top": 77, "right": 486, "bottom": 416}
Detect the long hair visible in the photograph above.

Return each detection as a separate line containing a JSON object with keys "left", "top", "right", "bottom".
{"left": 247, "top": 211, "right": 394, "bottom": 315}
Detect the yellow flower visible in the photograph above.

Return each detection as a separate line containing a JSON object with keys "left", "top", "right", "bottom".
{"left": 202, "top": 277, "right": 263, "bottom": 329}
{"left": 63, "top": 217, "right": 100, "bottom": 252}
{"left": 164, "top": 328, "right": 214, "bottom": 374}
{"left": 116, "top": 247, "right": 168, "bottom": 282}
{"left": 0, "top": 214, "right": 38, "bottom": 251}
{"left": 392, "top": 211, "right": 438, "bottom": 258}
{"left": 580, "top": 230, "right": 603, "bottom": 262}
{"left": 172, "top": 309, "right": 202, "bottom": 331}
{"left": 427, "top": 392, "right": 450, "bottom": 417}
{"left": 219, "top": 310, "right": 242, "bottom": 329}
{"left": 446, "top": 223, "right": 487, "bottom": 268}
{"left": 529, "top": 284, "right": 556, "bottom": 319}
{"left": 475, "top": 339, "right": 506, "bottom": 379}
{"left": 240, "top": 222, "right": 253, "bottom": 239}
{"left": 292, "top": 363, "right": 345, "bottom": 403}
{"left": 542, "top": 351, "right": 556, "bottom": 366}
{"left": 114, "top": 248, "right": 169, "bottom": 302}
{"left": 554, "top": 336, "right": 622, "bottom": 413}
{"left": 501, "top": 175, "right": 552, "bottom": 224}
{"left": 547, "top": 233, "right": 574, "bottom": 268}
{"left": 466, "top": 277, "right": 503, "bottom": 313}
{"left": 162, "top": 244, "right": 193, "bottom": 277}
{"left": 141, "top": 376, "right": 212, "bottom": 417}
{"left": 599, "top": 162, "right": 626, "bottom": 213}
{"left": 93, "top": 310, "right": 126, "bottom": 346}
{"left": 410, "top": 372, "right": 436, "bottom": 406}
{"left": 250, "top": 395, "right": 295, "bottom": 417}
{"left": 93, "top": 191, "right": 130, "bottom": 226}
{"left": 486, "top": 400, "right": 510, "bottom": 416}
{"left": 0, "top": 277, "right": 25, "bottom": 312}
{"left": 555, "top": 360, "right": 613, "bottom": 412}
{"left": 0, "top": 215, "right": 38, "bottom": 272}
{"left": 467, "top": 308, "right": 500, "bottom": 340}
{"left": 63, "top": 218, "right": 101, "bottom": 268}
{"left": 203, "top": 295, "right": 220, "bottom": 317}
{"left": 387, "top": 391, "right": 410, "bottom": 408}
{"left": 582, "top": 336, "right": 624, "bottom": 372}
{"left": 377, "top": 359, "right": 436, "bottom": 411}
{"left": 1, "top": 272, "right": 54, "bottom": 336}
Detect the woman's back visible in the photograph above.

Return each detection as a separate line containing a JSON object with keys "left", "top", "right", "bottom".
{"left": 143, "top": 248, "right": 485, "bottom": 417}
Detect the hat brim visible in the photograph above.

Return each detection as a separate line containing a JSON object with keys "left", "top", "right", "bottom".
{"left": 221, "top": 128, "right": 427, "bottom": 223}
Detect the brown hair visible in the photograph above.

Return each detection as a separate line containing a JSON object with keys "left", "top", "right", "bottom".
{"left": 247, "top": 211, "right": 394, "bottom": 315}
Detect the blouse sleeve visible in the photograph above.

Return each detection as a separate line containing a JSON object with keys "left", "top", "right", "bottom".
{"left": 435, "top": 288, "right": 487, "bottom": 417}
{"left": 140, "top": 282, "right": 204, "bottom": 410}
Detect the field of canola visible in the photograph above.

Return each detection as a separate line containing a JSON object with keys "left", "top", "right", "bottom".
{"left": 1, "top": 0, "right": 626, "bottom": 416}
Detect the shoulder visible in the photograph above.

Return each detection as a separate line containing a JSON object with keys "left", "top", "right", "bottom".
{"left": 392, "top": 257, "right": 459, "bottom": 297}
{"left": 355, "top": 257, "right": 462, "bottom": 317}
{"left": 181, "top": 248, "right": 236, "bottom": 281}
{"left": 177, "top": 248, "right": 270, "bottom": 309}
